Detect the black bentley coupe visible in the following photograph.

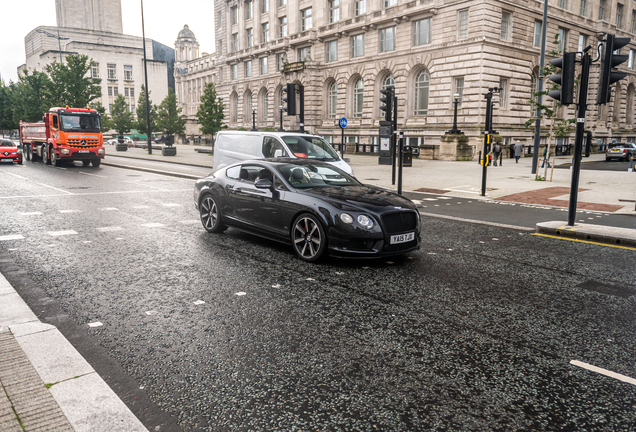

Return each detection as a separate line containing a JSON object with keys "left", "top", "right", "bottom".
{"left": 194, "top": 159, "right": 421, "bottom": 262}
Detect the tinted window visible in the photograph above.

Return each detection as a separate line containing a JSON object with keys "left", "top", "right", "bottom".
{"left": 0, "top": 140, "right": 14, "bottom": 147}
{"left": 226, "top": 165, "right": 241, "bottom": 179}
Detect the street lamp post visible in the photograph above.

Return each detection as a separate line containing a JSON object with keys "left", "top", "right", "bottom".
{"left": 448, "top": 93, "right": 462, "bottom": 134}
{"left": 278, "top": 106, "right": 284, "bottom": 132}
{"left": 141, "top": 0, "right": 152, "bottom": 155}
{"left": 252, "top": 109, "right": 257, "bottom": 131}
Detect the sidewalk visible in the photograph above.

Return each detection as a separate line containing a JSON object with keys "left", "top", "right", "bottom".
{"left": 0, "top": 272, "right": 147, "bottom": 432}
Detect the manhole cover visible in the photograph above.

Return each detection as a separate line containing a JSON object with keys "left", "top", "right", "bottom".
{"left": 577, "top": 280, "right": 635, "bottom": 298}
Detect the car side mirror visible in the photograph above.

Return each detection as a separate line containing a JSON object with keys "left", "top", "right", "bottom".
{"left": 274, "top": 149, "right": 283, "bottom": 158}
{"left": 255, "top": 178, "right": 273, "bottom": 189}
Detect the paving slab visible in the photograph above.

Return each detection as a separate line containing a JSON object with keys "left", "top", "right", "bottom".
{"left": 0, "top": 292, "right": 39, "bottom": 326}
{"left": 536, "top": 221, "right": 636, "bottom": 247}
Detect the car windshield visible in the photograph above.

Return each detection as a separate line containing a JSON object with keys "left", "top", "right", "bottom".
{"left": 282, "top": 136, "right": 339, "bottom": 161}
{"left": 60, "top": 114, "right": 101, "bottom": 132}
{"left": 277, "top": 163, "right": 360, "bottom": 188}
{"left": 0, "top": 140, "right": 14, "bottom": 147}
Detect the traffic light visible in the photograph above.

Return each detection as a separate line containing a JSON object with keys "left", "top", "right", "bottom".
{"left": 380, "top": 88, "right": 393, "bottom": 122}
{"left": 548, "top": 52, "right": 576, "bottom": 105}
{"left": 282, "top": 83, "right": 296, "bottom": 115}
{"left": 597, "top": 34, "right": 631, "bottom": 105}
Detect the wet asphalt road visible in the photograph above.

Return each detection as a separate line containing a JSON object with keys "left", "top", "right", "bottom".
{"left": 1, "top": 161, "right": 636, "bottom": 431}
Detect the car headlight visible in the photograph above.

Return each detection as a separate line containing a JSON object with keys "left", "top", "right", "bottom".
{"left": 357, "top": 215, "right": 374, "bottom": 229}
{"left": 340, "top": 213, "right": 353, "bottom": 224}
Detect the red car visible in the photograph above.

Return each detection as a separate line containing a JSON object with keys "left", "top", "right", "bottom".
{"left": 0, "top": 139, "right": 23, "bottom": 165}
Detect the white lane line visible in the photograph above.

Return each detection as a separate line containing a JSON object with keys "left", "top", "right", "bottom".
{"left": 88, "top": 322, "right": 103, "bottom": 328}
{"left": 142, "top": 223, "right": 164, "bottom": 228}
{"left": 20, "top": 212, "right": 42, "bottom": 216}
{"left": 48, "top": 230, "right": 78, "bottom": 236}
{"left": 78, "top": 171, "right": 108, "bottom": 178}
{"left": 0, "top": 188, "right": 193, "bottom": 200}
{"left": 235, "top": 292, "right": 247, "bottom": 296}
{"left": 36, "top": 182, "right": 73, "bottom": 195}
{"left": 145, "top": 311, "right": 158, "bottom": 316}
{"left": 422, "top": 198, "right": 438, "bottom": 201}
{"left": 99, "top": 207, "right": 119, "bottom": 211}
{"left": 437, "top": 197, "right": 452, "bottom": 200}
{"left": 59, "top": 209, "right": 81, "bottom": 214}
{"left": 0, "top": 235, "right": 24, "bottom": 241}
{"left": 1, "top": 172, "right": 29, "bottom": 180}
{"left": 97, "top": 226, "right": 123, "bottom": 232}
{"left": 193, "top": 300, "right": 205, "bottom": 305}
{"left": 570, "top": 360, "right": 636, "bottom": 386}
{"left": 162, "top": 203, "right": 182, "bottom": 207}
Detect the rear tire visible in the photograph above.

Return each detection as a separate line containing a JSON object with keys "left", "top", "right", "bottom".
{"left": 291, "top": 213, "right": 327, "bottom": 263}
{"left": 199, "top": 194, "right": 227, "bottom": 233}
{"left": 91, "top": 159, "right": 101, "bottom": 167}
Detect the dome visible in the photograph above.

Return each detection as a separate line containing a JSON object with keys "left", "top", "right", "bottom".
{"left": 177, "top": 25, "right": 196, "bottom": 41}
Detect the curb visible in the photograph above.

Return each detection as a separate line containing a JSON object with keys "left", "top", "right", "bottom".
{"left": 535, "top": 221, "right": 636, "bottom": 247}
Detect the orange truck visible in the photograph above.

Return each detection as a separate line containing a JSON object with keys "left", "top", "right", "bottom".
{"left": 20, "top": 107, "right": 105, "bottom": 167}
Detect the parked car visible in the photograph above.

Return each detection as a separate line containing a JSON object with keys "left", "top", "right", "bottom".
{"left": 606, "top": 142, "right": 636, "bottom": 161}
{"left": 107, "top": 139, "right": 118, "bottom": 145}
{"left": 213, "top": 131, "right": 353, "bottom": 175}
{"left": 194, "top": 159, "right": 421, "bottom": 262}
{"left": 0, "top": 139, "right": 23, "bottom": 165}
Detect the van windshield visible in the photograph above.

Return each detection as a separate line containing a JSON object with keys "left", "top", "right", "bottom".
{"left": 282, "top": 136, "right": 340, "bottom": 161}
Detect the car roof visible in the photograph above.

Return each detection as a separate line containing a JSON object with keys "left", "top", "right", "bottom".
{"left": 217, "top": 131, "right": 322, "bottom": 138}
{"left": 228, "top": 158, "right": 334, "bottom": 167}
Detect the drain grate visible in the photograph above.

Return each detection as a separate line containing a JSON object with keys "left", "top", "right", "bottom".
{"left": 576, "top": 280, "right": 635, "bottom": 298}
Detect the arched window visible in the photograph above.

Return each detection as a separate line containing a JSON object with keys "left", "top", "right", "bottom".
{"left": 627, "top": 84, "right": 634, "bottom": 125}
{"left": 245, "top": 91, "right": 253, "bottom": 120}
{"left": 414, "top": 70, "right": 430, "bottom": 116}
{"left": 613, "top": 83, "right": 622, "bottom": 123}
{"left": 260, "top": 90, "right": 269, "bottom": 122}
{"left": 230, "top": 93, "right": 238, "bottom": 122}
{"left": 328, "top": 82, "right": 338, "bottom": 119}
{"left": 353, "top": 78, "right": 364, "bottom": 118}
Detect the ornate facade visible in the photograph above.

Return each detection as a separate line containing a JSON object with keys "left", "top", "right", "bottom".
{"left": 175, "top": 0, "right": 636, "bottom": 155}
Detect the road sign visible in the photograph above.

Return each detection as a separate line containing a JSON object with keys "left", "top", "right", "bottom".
{"left": 339, "top": 117, "right": 347, "bottom": 128}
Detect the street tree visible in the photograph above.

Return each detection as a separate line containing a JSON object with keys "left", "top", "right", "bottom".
{"left": 157, "top": 88, "right": 186, "bottom": 141}
{"left": 135, "top": 85, "right": 158, "bottom": 137}
{"left": 0, "top": 81, "right": 18, "bottom": 133}
{"left": 196, "top": 82, "right": 226, "bottom": 139}
{"left": 91, "top": 101, "right": 111, "bottom": 132}
{"left": 109, "top": 94, "right": 134, "bottom": 137}
{"left": 11, "top": 69, "right": 52, "bottom": 123}
{"left": 44, "top": 54, "right": 102, "bottom": 108}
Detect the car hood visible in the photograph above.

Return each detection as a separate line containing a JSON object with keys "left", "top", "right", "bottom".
{"left": 299, "top": 185, "right": 417, "bottom": 213}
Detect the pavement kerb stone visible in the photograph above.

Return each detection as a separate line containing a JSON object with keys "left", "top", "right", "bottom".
{"left": 535, "top": 221, "right": 636, "bottom": 247}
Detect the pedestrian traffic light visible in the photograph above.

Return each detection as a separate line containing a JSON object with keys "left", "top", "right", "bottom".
{"left": 380, "top": 88, "right": 393, "bottom": 122}
{"left": 548, "top": 52, "right": 576, "bottom": 105}
{"left": 597, "top": 34, "right": 631, "bottom": 105}
{"left": 282, "top": 83, "right": 296, "bottom": 116}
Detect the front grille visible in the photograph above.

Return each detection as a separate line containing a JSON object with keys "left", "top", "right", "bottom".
{"left": 381, "top": 211, "right": 418, "bottom": 234}
{"left": 67, "top": 139, "right": 101, "bottom": 148}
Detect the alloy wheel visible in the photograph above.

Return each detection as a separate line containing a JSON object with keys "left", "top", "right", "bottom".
{"left": 293, "top": 216, "right": 323, "bottom": 260}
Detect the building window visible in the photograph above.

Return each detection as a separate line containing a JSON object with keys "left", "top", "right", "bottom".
{"left": 598, "top": 0, "right": 606, "bottom": 20}
{"left": 616, "top": 3, "right": 624, "bottom": 29}
{"left": 247, "top": 28, "right": 253, "bottom": 47}
{"left": 279, "top": 16, "right": 287, "bottom": 38}
{"left": 260, "top": 57, "right": 268, "bottom": 75}
{"left": 578, "top": 34, "right": 588, "bottom": 52}
{"left": 329, "top": 0, "right": 339, "bottom": 24}
{"left": 246, "top": 91, "right": 253, "bottom": 119}
{"left": 91, "top": 62, "right": 99, "bottom": 78}
{"left": 414, "top": 70, "right": 430, "bottom": 115}
{"left": 277, "top": 53, "right": 284, "bottom": 71}
{"left": 557, "top": 0, "right": 568, "bottom": 9}
{"left": 380, "top": 26, "right": 396, "bottom": 52}
{"left": 534, "top": 21, "right": 542, "bottom": 46}
{"left": 326, "top": 40, "right": 338, "bottom": 62}
{"left": 500, "top": 12, "right": 511, "bottom": 41}
{"left": 298, "top": 47, "right": 311, "bottom": 61}
{"left": 629, "top": 49, "right": 635, "bottom": 69}
{"left": 454, "top": 77, "right": 464, "bottom": 106}
{"left": 108, "top": 86, "right": 113, "bottom": 96}
{"left": 557, "top": 27, "right": 567, "bottom": 51}
{"left": 231, "top": 6, "right": 238, "bottom": 25}
{"left": 246, "top": 0, "right": 253, "bottom": 19}
{"left": 384, "top": 0, "right": 396, "bottom": 6}
{"left": 262, "top": 23, "right": 269, "bottom": 43}
{"left": 245, "top": 61, "right": 253, "bottom": 77}
{"left": 414, "top": 18, "right": 432, "bottom": 46}
{"left": 301, "top": 8, "right": 312, "bottom": 31}
{"left": 279, "top": 0, "right": 286, "bottom": 5}
{"left": 351, "top": 34, "right": 364, "bottom": 57}
{"left": 231, "top": 93, "right": 238, "bottom": 122}
{"left": 262, "top": 0, "right": 268, "bottom": 13}
{"left": 107, "top": 64, "right": 116, "bottom": 79}
{"left": 631, "top": 10, "right": 636, "bottom": 33}
{"left": 232, "top": 33, "right": 239, "bottom": 52}
{"left": 261, "top": 90, "right": 269, "bottom": 121}
{"left": 579, "top": 0, "right": 587, "bottom": 16}
{"left": 113, "top": 87, "right": 119, "bottom": 96}
{"left": 458, "top": 10, "right": 469, "bottom": 39}
{"left": 499, "top": 78, "right": 508, "bottom": 109}
{"left": 231, "top": 64, "right": 238, "bottom": 80}
{"left": 353, "top": 78, "right": 364, "bottom": 118}
{"left": 328, "top": 82, "right": 338, "bottom": 118}
{"left": 355, "top": 0, "right": 366, "bottom": 16}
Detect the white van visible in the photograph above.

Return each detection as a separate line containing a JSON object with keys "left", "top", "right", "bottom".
{"left": 212, "top": 131, "right": 353, "bottom": 174}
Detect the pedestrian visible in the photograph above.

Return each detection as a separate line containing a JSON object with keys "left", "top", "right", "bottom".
{"left": 514, "top": 140, "right": 523, "bottom": 163}
{"left": 509, "top": 142, "right": 515, "bottom": 158}
{"left": 541, "top": 146, "right": 551, "bottom": 168}
{"left": 492, "top": 142, "right": 501, "bottom": 166}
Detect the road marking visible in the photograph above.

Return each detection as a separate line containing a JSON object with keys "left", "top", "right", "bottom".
{"left": 235, "top": 292, "right": 246, "bottom": 296}
{"left": 0, "top": 189, "right": 193, "bottom": 200}
{"left": 100, "top": 207, "right": 119, "bottom": 211}
{"left": 1, "top": 172, "right": 29, "bottom": 180}
{"left": 48, "top": 230, "right": 78, "bottom": 236}
{"left": 36, "top": 182, "right": 73, "bottom": 195}
{"left": 59, "top": 209, "right": 81, "bottom": 214}
{"left": 78, "top": 171, "right": 108, "bottom": 178}
{"left": 142, "top": 223, "right": 164, "bottom": 228}
{"left": 88, "top": 322, "right": 103, "bottom": 328}
{"left": 532, "top": 234, "right": 636, "bottom": 250}
{"left": 193, "top": 300, "right": 205, "bottom": 305}
{"left": 20, "top": 212, "right": 42, "bottom": 216}
{"left": 422, "top": 198, "right": 438, "bottom": 201}
{"left": 0, "top": 235, "right": 24, "bottom": 241}
{"left": 419, "top": 211, "right": 533, "bottom": 232}
{"left": 272, "top": 284, "right": 281, "bottom": 288}
{"left": 570, "top": 360, "right": 636, "bottom": 386}
{"left": 97, "top": 226, "right": 123, "bottom": 232}
{"left": 437, "top": 197, "right": 452, "bottom": 200}
{"left": 145, "top": 311, "right": 158, "bottom": 316}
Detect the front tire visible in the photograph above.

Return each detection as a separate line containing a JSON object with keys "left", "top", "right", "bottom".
{"left": 199, "top": 194, "right": 227, "bottom": 233}
{"left": 91, "top": 159, "right": 101, "bottom": 167}
{"left": 82, "top": 160, "right": 91, "bottom": 167}
{"left": 42, "top": 145, "right": 51, "bottom": 165}
{"left": 291, "top": 213, "right": 327, "bottom": 263}
{"left": 51, "top": 149, "right": 61, "bottom": 166}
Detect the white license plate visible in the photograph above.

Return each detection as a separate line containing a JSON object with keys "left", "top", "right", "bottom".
{"left": 1, "top": 159, "right": 13, "bottom": 162}
{"left": 78, "top": 150, "right": 90, "bottom": 153}
{"left": 390, "top": 232, "right": 415, "bottom": 244}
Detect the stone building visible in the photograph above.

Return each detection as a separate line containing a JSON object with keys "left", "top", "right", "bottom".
{"left": 175, "top": 0, "right": 636, "bottom": 156}
{"left": 21, "top": 0, "right": 174, "bottom": 117}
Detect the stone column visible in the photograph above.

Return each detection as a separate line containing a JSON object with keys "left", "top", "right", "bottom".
{"left": 439, "top": 133, "right": 472, "bottom": 161}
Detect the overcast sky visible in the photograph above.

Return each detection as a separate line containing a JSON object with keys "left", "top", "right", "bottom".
{"left": 0, "top": 1, "right": 215, "bottom": 84}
